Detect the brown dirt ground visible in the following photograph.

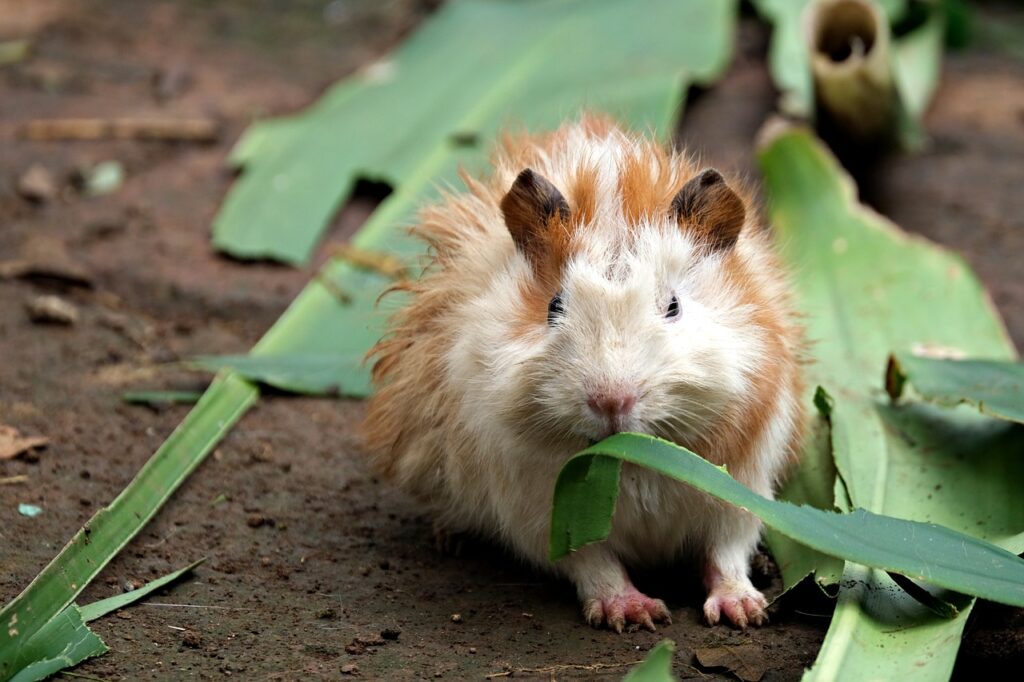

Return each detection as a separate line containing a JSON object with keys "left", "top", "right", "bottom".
{"left": 1, "top": 1, "right": 1022, "bottom": 680}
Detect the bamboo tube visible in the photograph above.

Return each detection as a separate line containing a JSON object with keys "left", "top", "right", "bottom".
{"left": 805, "top": 0, "right": 901, "bottom": 150}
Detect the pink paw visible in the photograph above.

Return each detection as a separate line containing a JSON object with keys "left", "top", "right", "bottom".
{"left": 583, "top": 586, "right": 672, "bottom": 633}
{"left": 703, "top": 581, "right": 768, "bottom": 629}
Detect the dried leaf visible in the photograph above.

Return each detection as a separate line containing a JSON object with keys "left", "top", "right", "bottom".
{"left": 695, "top": 644, "right": 767, "bottom": 682}
{"left": 0, "top": 425, "right": 49, "bottom": 460}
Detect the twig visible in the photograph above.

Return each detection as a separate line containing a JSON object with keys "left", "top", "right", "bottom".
{"left": 59, "top": 671, "right": 110, "bottom": 681}
{"left": 141, "top": 602, "right": 253, "bottom": 610}
{"left": 330, "top": 244, "right": 408, "bottom": 279}
{"left": 485, "top": 660, "right": 644, "bottom": 679}
{"left": 313, "top": 272, "right": 354, "bottom": 305}
{"left": 143, "top": 526, "right": 179, "bottom": 549}
{"left": 0, "top": 475, "right": 29, "bottom": 485}
{"left": 21, "top": 118, "right": 220, "bottom": 143}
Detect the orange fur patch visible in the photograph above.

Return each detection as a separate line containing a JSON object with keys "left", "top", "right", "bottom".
{"left": 618, "top": 145, "right": 681, "bottom": 224}
{"left": 697, "top": 244, "right": 806, "bottom": 478}
{"left": 568, "top": 163, "right": 599, "bottom": 227}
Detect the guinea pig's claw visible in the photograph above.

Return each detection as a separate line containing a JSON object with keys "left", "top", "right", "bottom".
{"left": 582, "top": 589, "right": 671, "bottom": 633}
{"left": 703, "top": 583, "right": 769, "bottom": 630}
{"left": 638, "top": 611, "right": 655, "bottom": 632}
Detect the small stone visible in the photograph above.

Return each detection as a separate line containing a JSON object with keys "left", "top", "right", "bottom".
{"left": 25, "top": 295, "right": 78, "bottom": 325}
{"left": 340, "top": 663, "right": 359, "bottom": 675}
{"left": 450, "top": 613, "right": 462, "bottom": 624}
{"left": 17, "top": 164, "right": 57, "bottom": 202}
{"left": 468, "top": 647, "right": 477, "bottom": 654}
{"left": 317, "top": 608, "right": 338, "bottom": 620}
{"left": 80, "top": 160, "right": 124, "bottom": 197}
{"left": 246, "top": 513, "right": 274, "bottom": 528}
{"left": 355, "top": 634, "right": 386, "bottom": 647}
{"left": 380, "top": 627, "right": 401, "bottom": 641}
{"left": 181, "top": 630, "right": 202, "bottom": 648}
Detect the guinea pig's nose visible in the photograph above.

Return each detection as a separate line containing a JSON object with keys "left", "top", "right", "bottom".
{"left": 586, "top": 390, "right": 637, "bottom": 420}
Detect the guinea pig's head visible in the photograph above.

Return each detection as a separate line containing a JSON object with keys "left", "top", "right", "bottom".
{"left": 449, "top": 160, "right": 770, "bottom": 451}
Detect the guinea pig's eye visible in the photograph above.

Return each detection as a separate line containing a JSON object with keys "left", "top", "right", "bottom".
{"left": 665, "top": 294, "right": 681, "bottom": 321}
{"left": 547, "top": 293, "right": 565, "bottom": 325}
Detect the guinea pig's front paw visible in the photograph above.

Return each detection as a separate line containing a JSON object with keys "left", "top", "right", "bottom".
{"left": 702, "top": 580, "right": 769, "bottom": 630}
{"left": 582, "top": 586, "right": 672, "bottom": 634}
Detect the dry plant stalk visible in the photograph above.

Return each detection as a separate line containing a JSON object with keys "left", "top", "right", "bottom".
{"left": 805, "top": 0, "right": 900, "bottom": 147}
{"left": 332, "top": 244, "right": 408, "bottom": 279}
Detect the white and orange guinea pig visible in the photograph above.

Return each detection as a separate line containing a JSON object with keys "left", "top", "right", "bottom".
{"left": 363, "top": 115, "right": 806, "bottom": 632}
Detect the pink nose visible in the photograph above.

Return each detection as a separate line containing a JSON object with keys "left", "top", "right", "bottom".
{"left": 586, "top": 391, "right": 637, "bottom": 420}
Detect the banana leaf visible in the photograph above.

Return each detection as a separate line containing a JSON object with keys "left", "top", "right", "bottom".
{"left": 758, "top": 126, "right": 1022, "bottom": 681}
{"left": 886, "top": 354, "right": 1024, "bottom": 424}
{"left": 188, "top": 354, "right": 368, "bottom": 396}
{"left": 77, "top": 558, "right": 205, "bottom": 622}
{"left": 5, "top": 561, "right": 205, "bottom": 681}
{"left": 6, "top": 607, "right": 105, "bottom": 682}
{"left": 215, "top": 0, "right": 737, "bottom": 265}
{"left": 548, "top": 434, "right": 1024, "bottom": 606}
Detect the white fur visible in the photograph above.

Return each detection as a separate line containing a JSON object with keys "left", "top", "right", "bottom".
{"left": 382, "top": 123, "right": 803, "bottom": 625}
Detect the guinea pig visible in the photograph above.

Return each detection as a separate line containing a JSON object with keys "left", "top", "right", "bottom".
{"left": 362, "top": 115, "right": 806, "bottom": 632}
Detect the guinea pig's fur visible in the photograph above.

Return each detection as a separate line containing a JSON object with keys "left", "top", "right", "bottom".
{"left": 363, "top": 115, "right": 806, "bottom": 632}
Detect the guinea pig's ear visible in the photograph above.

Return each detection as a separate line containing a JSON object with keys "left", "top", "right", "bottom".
{"left": 500, "top": 168, "right": 569, "bottom": 265}
{"left": 670, "top": 169, "right": 745, "bottom": 252}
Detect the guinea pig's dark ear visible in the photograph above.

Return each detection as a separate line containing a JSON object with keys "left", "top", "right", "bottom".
{"left": 671, "top": 169, "right": 745, "bottom": 252}
{"left": 500, "top": 168, "right": 569, "bottom": 264}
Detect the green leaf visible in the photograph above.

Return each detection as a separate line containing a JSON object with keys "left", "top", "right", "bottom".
{"left": 622, "top": 640, "right": 677, "bottom": 682}
{"left": 0, "top": 375, "right": 257, "bottom": 678}
{"left": 748, "top": 0, "right": 816, "bottom": 116}
{"left": 887, "top": 354, "right": 1024, "bottom": 424}
{"left": 214, "top": 0, "right": 737, "bottom": 264}
{"left": 0, "top": 39, "right": 31, "bottom": 67}
{"left": 6, "top": 607, "right": 106, "bottom": 682}
{"left": 548, "top": 433, "right": 1024, "bottom": 607}
{"left": 809, "top": 564, "right": 973, "bottom": 682}
{"left": 892, "top": 6, "right": 946, "bottom": 145}
{"left": 885, "top": 571, "right": 965, "bottom": 620}
{"left": 189, "top": 354, "right": 368, "bottom": 396}
{"left": 78, "top": 558, "right": 205, "bottom": 622}
{"left": 757, "top": 127, "right": 1022, "bottom": 681}
{"left": 3, "top": 561, "right": 204, "bottom": 681}
{"left": 762, "top": 397, "right": 844, "bottom": 592}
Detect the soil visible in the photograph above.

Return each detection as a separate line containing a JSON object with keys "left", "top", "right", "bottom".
{"left": 1, "top": 1, "right": 1022, "bottom": 680}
